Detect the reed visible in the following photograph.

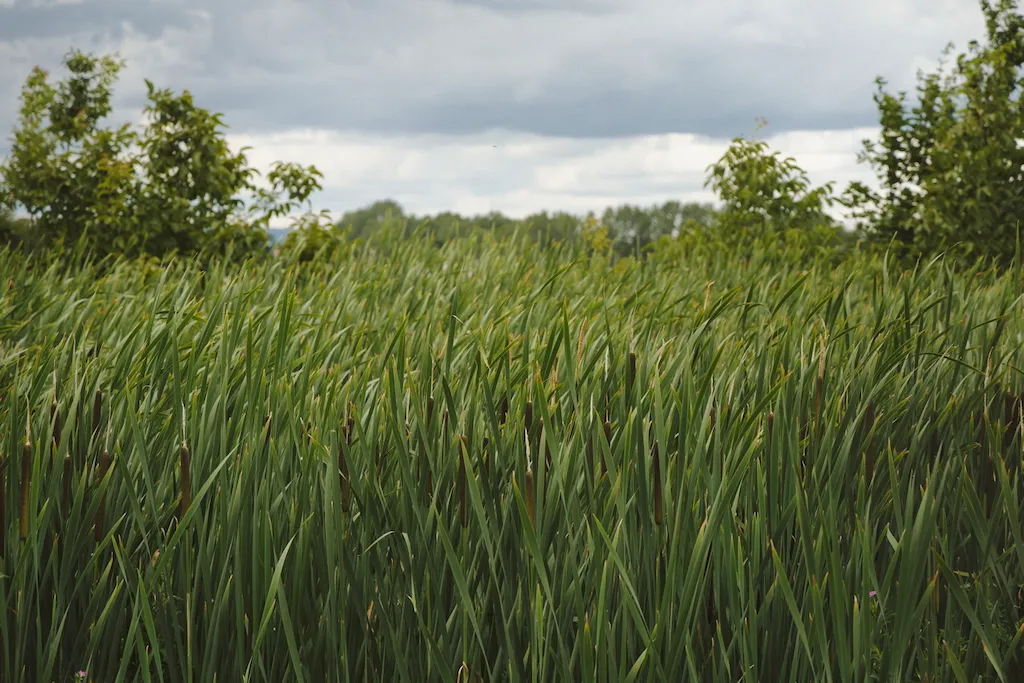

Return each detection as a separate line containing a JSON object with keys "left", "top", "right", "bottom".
{"left": 0, "top": 236, "right": 1018, "bottom": 681}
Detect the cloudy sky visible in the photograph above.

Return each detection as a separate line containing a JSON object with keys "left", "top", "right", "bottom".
{"left": 0, "top": 0, "right": 987, "bottom": 224}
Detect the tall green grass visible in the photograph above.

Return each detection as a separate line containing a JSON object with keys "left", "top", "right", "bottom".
{"left": 0, "top": 238, "right": 1022, "bottom": 681}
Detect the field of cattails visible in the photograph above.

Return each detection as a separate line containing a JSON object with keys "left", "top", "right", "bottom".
{"left": 0, "top": 238, "right": 1022, "bottom": 682}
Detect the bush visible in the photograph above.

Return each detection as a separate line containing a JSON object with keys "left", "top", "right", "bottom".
{"left": 705, "top": 128, "right": 841, "bottom": 245}
{"left": 0, "top": 50, "right": 325, "bottom": 261}
{"left": 846, "top": 0, "right": 1024, "bottom": 265}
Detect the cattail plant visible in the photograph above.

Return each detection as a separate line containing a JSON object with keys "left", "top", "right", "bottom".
{"left": 863, "top": 402, "right": 876, "bottom": 483}
{"left": 651, "top": 436, "right": 663, "bottom": 526}
{"left": 540, "top": 417, "right": 549, "bottom": 474}
{"left": 179, "top": 442, "right": 191, "bottom": 519}
{"left": 51, "top": 398, "right": 61, "bottom": 458}
{"left": 340, "top": 417, "right": 354, "bottom": 514}
{"left": 601, "top": 420, "right": 611, "bottom": 478}
{"left": 262, "top": 413, "right": 273, "bottom": 458}
{"left": 524, "top": 466, "right": 535, "bottom": 527}
{"left": 458, "top": 434, "right": 468, "bottom": 528}
{"left": 0, "top": 448, "right": 6, "bottom": 550}
{"left": 91, "top": 388, "right": 102, "bottom": 444}
{"left": 94, "top": 447, "right": 110, "bottom": 542}
{"left": 19, "top": 434, "right": 31, "bottom": 542}
{"left": 0, "top": 213, "right": 1022, "bottom": 682}
{"left": 975, "top": 409, "right": 997, "bottom": 515}
{"left": 586, "top": 430, "right": 594, "bottom": 481}
{"left": 814, "top": 335, "right": 825, "bottom": 435}
{"left": 766, "top": 410, "right": 776, "bottom": 522}
{"left": 1003, "top": 391, "right": 1020, "bottom": 452}
{"left": 61, "top": 454, "right": 72, "bottom": 516}
{"left": 481, "top": 437, "right": 490, "bottom": 483}
{"left": 628, "top": 351, "right": 636, "bottom": 388}
{"left": 422, "top": 397, "right": 435, "bottom": 504}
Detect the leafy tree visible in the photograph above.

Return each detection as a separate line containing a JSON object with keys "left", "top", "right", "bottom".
{"left": 705, "top": 130, "right": 839, "bottom": 245}
{"left": 278, "top": 213, "right": 349, "bottom": 263}
{"left": 654, "top": 200, "right": 719, "bottom": 234}
{"left": 131, "top": 80, "right": 258, "bottom": 256}
{"left": 521, "top": 211, "right": 581, "bottom": 247}
{"left": 580, "top": 213, "right": 613, "bottom": 256}
{"left": 336, "top": 200, "right": 408, "bottom": 240}
{"left": 601, "top": 204, "right": 657, "bottom": 255}
{"left": 598, "top": 201, "right": 717, "bottom": 256}
{"left": 0, "top": 49, "right": 324, "bottom": 260}
{"left": 846, "top": 0, "right": 1024, "bottom": 264}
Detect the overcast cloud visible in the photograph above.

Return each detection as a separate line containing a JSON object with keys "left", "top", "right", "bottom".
{"left": 0, "top": 0, "right": 988, "bottom": 221}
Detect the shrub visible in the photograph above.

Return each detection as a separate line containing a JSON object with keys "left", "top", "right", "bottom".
{"left": 846, "top": 0, "right": 1024, "bottom": 265}
{"left": 705, "top": 128, "right": 840, "bottom": 245}
{"left": 0, "top": 50, "right": 324, "bottom": 261}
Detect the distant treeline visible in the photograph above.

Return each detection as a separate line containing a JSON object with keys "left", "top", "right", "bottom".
{"left": 322, "top": 199, "right": 722, "bottom": 255}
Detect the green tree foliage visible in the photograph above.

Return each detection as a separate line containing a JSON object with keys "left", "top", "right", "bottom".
{"left": 705, "top": 131, "right": 840, "bottom": 244}
{"left": 278, "top": 212, "right": 350, "bottom": 263}
{"left": 847, "top": 0, "right": 1024, "bottom": 264}
{"left": 336, "top": 200, "right": 409, "bottom": 241}
{"left": 0, "top": 49, "right": 324, "bottom": 260}
{"left": 323, "top": 199, "right": 720, "bottom": 258}
{"left": 646, "top": 127, "right": 854, "bottom": 265}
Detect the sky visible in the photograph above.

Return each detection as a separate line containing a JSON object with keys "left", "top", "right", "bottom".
{"left": 0, "top": 0, "right": 988, "bottom": 225}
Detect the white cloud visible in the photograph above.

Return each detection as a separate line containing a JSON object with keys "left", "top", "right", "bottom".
{"left": 229, "top": 126, "right": 882, "bottom": 226}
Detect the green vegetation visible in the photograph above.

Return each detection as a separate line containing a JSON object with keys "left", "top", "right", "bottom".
{"left": 0, "top": 50, "right": 327, "bottom": 262}
{"left": 0, "top": 237, "right": 1023, "bottom": 681}
{"left": 0, "top": 0, "right": 1022, "bottom": 681}
{"left": 845, "top": 0, "right": 1024, "bottom": 265}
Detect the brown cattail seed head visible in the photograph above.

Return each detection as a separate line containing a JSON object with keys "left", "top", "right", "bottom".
{"left": 344, "top": 416, "right": 355, "bottom": 446}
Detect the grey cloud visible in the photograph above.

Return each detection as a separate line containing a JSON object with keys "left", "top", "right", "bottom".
{"left": 1, "top": 0, "right": 192, "bottom": 41}
{"left": 0, "top": 0, "right": 989, "bottom": 147}
{"left": 443, "top": 0, "right": 624, "bottom": 15}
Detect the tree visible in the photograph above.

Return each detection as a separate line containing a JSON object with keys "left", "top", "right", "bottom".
{"left": 654, "top": 200, "right": 719, "bottom": 234}
{"left": 336, "top": 200, "right": 408, "bottom": 240}
{"left": 846, "top": 0, "right": 1024, "bottom": 264}
{"left": 0, "top": 49, "right": 324, "bottom": 260}
{"left": 705, "top": 130, "right": 839, "bottom": 244}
